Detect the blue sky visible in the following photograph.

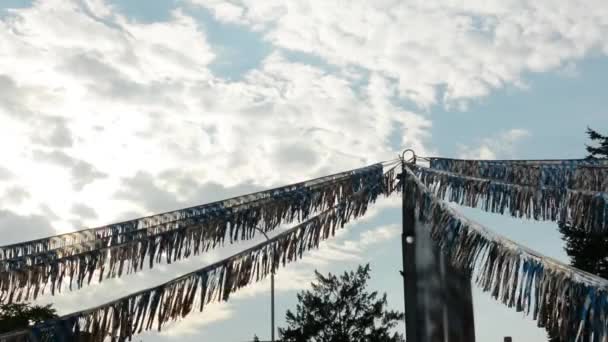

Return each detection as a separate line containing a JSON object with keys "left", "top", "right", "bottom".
{"left": 0, "top": 0, "right": 607, "bottom": 341}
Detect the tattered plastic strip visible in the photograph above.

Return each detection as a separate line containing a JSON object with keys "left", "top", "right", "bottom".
{"left": 0, "top": 165, "right": 384, "bottom": 262}
{"left": 414, "top": 165, "right": 608, "bottom": 234}
{"left": 573, "top": 166, "right": 608, "bottom": 193}
{"left": 403, "top": 165, "right": 608, "bottom": 341}
{"left": 429, "top": 157, "right": 608, "bottom": 167}
{"left": 0, "top": 167, "right": 398, "bottom": 304}
{"left": 0, "top": 167, "right": 399, "bottom": 342}
{"left": 0, "top": 166, "right": 374, "bottom": 270}
{"left": 428, "top": 157, "right": 608, "bottom": 190}
{"left": 0, "top": 164, "right": 382, "bottom": 267}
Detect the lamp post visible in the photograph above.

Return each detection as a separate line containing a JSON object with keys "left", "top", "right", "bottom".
{"left": 254, "top": 227, "right": 275, "bottom": 342}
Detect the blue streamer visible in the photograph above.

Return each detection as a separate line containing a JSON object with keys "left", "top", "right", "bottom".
{"left": 429, "top": 157, "right": 608, "bottom": 190}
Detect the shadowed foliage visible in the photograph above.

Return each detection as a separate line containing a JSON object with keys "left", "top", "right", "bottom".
{"left": 0, "top": 302, "right": 59, "bottom": 341}
{"left": 0, "top": 303, "right": 58, "bottom": 334}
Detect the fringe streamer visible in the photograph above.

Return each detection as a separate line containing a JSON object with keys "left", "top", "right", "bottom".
{"left": 403, "top": 165, "right": 608, "bottom": 341}
{"left": 429, "top": 157, "right": 608, "bottom": 190}
{"left": 0, "top": 168, "right": 399, "bottom": 342}
{"left": 414, "top": 165, "right": 608, "bottom": 234}
{"left": 0, "top": 165, "right": 382, "bottom": 262}
{"left": 0, "top": 167, "right": 398, "bottom": 304}
{"left": 573, "top": 166, "right": 608, "bottom": 193}
{"left": 0, "top": 165, "right": 384, "bottom": 268}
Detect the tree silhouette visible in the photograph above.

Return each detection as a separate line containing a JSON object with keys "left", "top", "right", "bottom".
{"left": 278, "top": 264, "right": 404, "bottom": 342}
{"left": 562, "top": 128, "right": 608, "bottom": 278}
{"left": 0, "top": 303, "right": 101, "bottom": 341}
{"left": 0, "top": 302, "right": 58, "bottom": 334}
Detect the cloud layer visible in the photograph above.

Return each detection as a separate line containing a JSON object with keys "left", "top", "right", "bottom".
{"left": 0, "top": 0, "right": 429, "bottom": 235}
{"left": 194, "top": 0, "right": 608, "bottom": 108}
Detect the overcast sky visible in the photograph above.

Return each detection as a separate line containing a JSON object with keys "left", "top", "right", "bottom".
{"left": 1, "top": 0, "right": 608, "bottom": 341}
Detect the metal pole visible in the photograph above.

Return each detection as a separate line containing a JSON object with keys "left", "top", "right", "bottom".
{"left": 271, "top": 272, "right": 275, "bottom": 342}
{"left": 400, "top": 152, "right": 476, "bottom": 342}
{"left": 252, "top": 227, "right": 275, "bottom": 342}
{"left": 401, "top": 159, "right": 418, "bottom": 342}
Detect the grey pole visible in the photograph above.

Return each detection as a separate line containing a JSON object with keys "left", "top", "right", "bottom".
{"left": 400, "top": 152, "right": 418, "bottom": 342}
{"left": 271, "top": 271, "right": 275, "bottom": 342}
{"left": 400, "top": 150, "right": 476, "bottom": 342}
{"left": 254, "top": 227, "right": 275, "bottom": 342}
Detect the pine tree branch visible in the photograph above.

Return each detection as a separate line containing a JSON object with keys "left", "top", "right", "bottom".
{"left": 586, "top": 127, "right": 608, "bottom": 158}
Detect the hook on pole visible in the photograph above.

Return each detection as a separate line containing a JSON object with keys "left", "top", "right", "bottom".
{"left": 401, "top": 149, "right": 416, "bottom": 164}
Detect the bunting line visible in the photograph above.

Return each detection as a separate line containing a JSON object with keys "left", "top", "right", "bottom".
{"left": 413, "top": 165, "right": 608, "bottom": 234}
{"left": 573, "top": 166, "right": 608, "bottom": 193}
{"left": 0, "top": 165, "right": 383, "bottom": 268}
{"left": 402, "top": 165, "right": 608, "bottom": 341}
{"left": 0, "top": 166, "right": 398, "bottom": 304}
{"left": 0, "top": 165, "right": 382, "bottom": 262}
{"left": 428, "top": 157, "right": 608, "bottom": 190}
{"left": 3, "top": 154, "right": 606, "bottom": 341}
{"left": 0, "top": 167, "right": 400, "bottom": 342}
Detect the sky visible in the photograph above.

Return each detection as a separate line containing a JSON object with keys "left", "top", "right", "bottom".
{"left": 0, "top": 0, "right": 607, "bottom": 341}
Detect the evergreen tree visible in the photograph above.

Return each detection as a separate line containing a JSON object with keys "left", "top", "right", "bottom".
{"left": 278, "top": 264, "right": 404, "bottom": 342}
{"left": 559, "top": 223, "right": 608, "bottom": 278}
{"left": 562, "top": 128, "right": 608, "bottom": 279}
{"left": 548, "top": 128, "right": 608, "bottom": 341}
{"left": 585, "top": 127, "right": 608, "bottom": 158}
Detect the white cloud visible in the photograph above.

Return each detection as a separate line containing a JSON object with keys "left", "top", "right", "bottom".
{"left": 0, "top": 3, "right": 417, "bottom": 335}
{"left": 302, "top": 223, "right": 400, "bottom": 266}
{"left": 457, "top": 128, "right": 531, "bottom": 159}
{"left": 158, "top": 302, "right": 234, "bottom": 337}
{"left": 0, "top": 209, "right": 56, "bottom": 244}
{"left": 192, "top": 0, "right": 608, "bottom": 108}
{"left": 0, "top": 0, "right": 428, "bottom": 235}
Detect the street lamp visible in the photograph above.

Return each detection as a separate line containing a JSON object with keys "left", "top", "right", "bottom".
{"left": 253, "top": 227, "right": 275, "bottom": 342}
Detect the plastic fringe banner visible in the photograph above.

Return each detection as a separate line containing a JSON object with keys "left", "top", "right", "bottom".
{"left": 429, "top": 157, "right": 608, "bottom": 190}
{"left": 414, "top": 165, "right": 608, "bottom": 234}
{"left": 0, "top": 165, "right": 382, "bottom": 262}
{"left": 0, "top": 166, "right": 398, "bottom": 304}
{"left": 573, "top": 166, "right": 608, "bottom": 193}
{"left": 0, "top": 168, "right": 399, "bottom": 342}
{"left": 403, "top": 165, "right": 608, "bottom": 341}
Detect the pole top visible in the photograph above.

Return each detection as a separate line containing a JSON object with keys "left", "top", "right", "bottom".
{"left": 401, "top": 149, "right": 416, "bottom": 164}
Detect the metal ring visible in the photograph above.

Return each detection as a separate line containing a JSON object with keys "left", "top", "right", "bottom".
{"left": 401, "top": 149, "right": 416, "bottom": 164}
